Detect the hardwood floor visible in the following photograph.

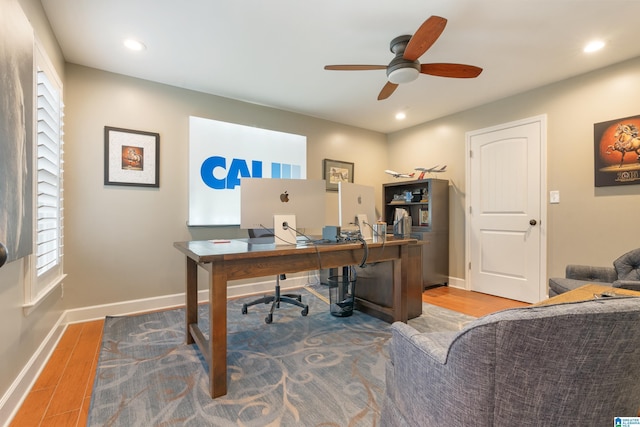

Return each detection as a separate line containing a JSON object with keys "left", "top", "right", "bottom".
{"left": 423, "top": 285, "right": 529, "bottom": 317}
{"left": 9, "top": 286, "right": 527, "bottom": 426}
{"left": 9, "top": 320, "right": 104, "bottom": 427}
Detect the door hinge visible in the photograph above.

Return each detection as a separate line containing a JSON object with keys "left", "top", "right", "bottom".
{"left": 468, "top": 262, "right": 471, "bottom": 270}
{"left": 469, "top": 149, "right": 473, "bottom": 158}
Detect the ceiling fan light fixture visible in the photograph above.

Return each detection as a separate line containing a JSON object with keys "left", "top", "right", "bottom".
{"left": 388, "top": 67, "right": 419, "bottom": 84}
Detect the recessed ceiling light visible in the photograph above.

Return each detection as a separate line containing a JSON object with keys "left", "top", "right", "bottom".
{"left": 124, "top": 38, "right": 146, "bottom": 51}
{"left": 395, "top": 112, "right": 406, "bottom": 120}
{"left": 583, "top": 40, "right": 605, "bottom": 53}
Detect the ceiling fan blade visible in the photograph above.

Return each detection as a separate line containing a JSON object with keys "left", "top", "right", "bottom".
{"left": 403, "top": 16, "right": 447, "bottom": 61}
{"left": 324, "top": 65, "right": 387, "bottom": 71}
{"left": 420, "top": 63, "right": 483, "bottom": 78}
{"left": 377, "top": 81, "right": 399, "bottom": 100}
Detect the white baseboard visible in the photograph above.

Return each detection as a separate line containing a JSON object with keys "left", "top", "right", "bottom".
{"left": 447, "top": 276, "right": 466, "bottom": 290}
{"left": 63, "top": 275, "right": 312, "bottom": 323}
{"left": 1, "top": 274, "right": 316, "bottom": 427}
{"left": 0, "top": 316, "right": 66, "bottom": 427}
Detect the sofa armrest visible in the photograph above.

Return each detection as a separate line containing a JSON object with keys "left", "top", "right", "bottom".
{"left": 566, "top": 264, "right": 617, "bottom": 283}
{"left": 613, "top": 280, "right": 640, "bottom": 291}
{"left": 386, "top": 321, "right": 496, "bottom": 426}
{"left": 390, "top": 322, "right": 455, "bottom": 365}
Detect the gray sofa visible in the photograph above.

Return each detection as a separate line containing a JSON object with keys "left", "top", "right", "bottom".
{"left": 381, "top": 297, "right": 640, "bottom": 426}
{"left": 548, "top": 248, "right": 640, "bottom": 296}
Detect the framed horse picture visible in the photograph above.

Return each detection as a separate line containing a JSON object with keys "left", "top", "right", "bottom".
{"left": 594, "top": 114, "right": 640, "bottom": 187}
{"left": 104, "top": 126, "right": 160, "bottom": 187}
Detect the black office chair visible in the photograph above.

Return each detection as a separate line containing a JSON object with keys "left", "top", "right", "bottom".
{"left": 241, "top": 228, "right": 309, "bottom": 324}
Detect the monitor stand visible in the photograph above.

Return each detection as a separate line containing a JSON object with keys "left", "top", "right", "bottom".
{"left": 273, "top": 214, "right": 297, "bottom": 245}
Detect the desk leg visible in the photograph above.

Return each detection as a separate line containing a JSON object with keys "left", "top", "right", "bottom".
{"left": 399, "top": 244, "right": 409, "bottom": 322}
{"left": 185, "top": 257, "right": 198, "bottom": 345}
{"left": 208, "top": 262, "right": 228, "bottom": 398}
{"left": 392, "top": 245, "right": 409, "bottom": 323}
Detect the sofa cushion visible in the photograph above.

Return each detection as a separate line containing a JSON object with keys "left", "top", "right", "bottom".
{"left": 613, "top": 280, "right": 640, "bottom": 291}
{"left": 548, "top": 264, "right": 617, "bottom": 296}
{"left": 613, "top": 248, "right": 640, "bottom": 281}
{"left": 548, "top": 277, "right": 611, "bottom": 296}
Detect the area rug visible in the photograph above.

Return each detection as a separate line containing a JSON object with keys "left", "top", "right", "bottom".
{"left": 87, "top": 286, "right": 475, "bottom": 426}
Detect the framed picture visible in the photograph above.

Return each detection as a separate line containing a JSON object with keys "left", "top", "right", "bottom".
{"left": 594, "top": 114, "right": 640, "bottom": 187}
{"left": 419, "top": 208, "right": 430, "bottom": 226}
{"left": 104, "top": 126, "right": 160, "bottom": 187}
{"left": 323, "top": 158, "right": 354, "bottom": 191}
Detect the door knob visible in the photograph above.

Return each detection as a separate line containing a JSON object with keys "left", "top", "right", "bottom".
{"left": 529, "top": 219, "right": 537, "bottom": 226}
{"left": 0, "top": 242, "right": 7, "bottom": 269}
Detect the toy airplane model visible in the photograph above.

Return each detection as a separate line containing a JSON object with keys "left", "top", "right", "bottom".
{"left": 415, "top": 165, "right": 447, "bottom": 179}
{"left": 384, "top": 169, "right": 415, "bottom": 178}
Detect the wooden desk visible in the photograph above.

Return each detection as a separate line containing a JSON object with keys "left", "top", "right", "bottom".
{"left": 536, "top": 284, "right": 640, "bottom": 306}
{"left": 173, "top": 238, "right": 418, "bottom": 398}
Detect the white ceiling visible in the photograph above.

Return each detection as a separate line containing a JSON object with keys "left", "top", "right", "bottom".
{"left": 40, "top": 0, "right": 640, "bottom": 134}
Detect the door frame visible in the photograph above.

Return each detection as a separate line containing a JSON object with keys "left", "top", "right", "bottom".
{"left": 464, "top": 115, "right": 548, "bottom": 300}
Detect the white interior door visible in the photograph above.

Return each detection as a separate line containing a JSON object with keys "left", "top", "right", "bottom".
{"left": 466, "top": 116, "right": 547, "bottom": 303}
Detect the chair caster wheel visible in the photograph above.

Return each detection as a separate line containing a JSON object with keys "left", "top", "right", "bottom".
{"left": 265, "top": 314, "right": 273, "bottom": 324}
{"left": 301, "top": 307, "right": 309, "bottom": 316}
{"left": 241, "top": 305, "right": 248, "bottom": 315}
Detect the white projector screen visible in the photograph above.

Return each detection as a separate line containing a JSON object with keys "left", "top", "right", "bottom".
{"left": 188, "top": 116, "right": 307, "bottom": 226}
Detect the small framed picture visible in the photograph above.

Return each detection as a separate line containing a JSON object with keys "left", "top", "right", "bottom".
{"left": 323, "top": 158, "right": 354, "bottom": 191}
{"left": 419, "top": 208, "right": 429, "bottom": 226}
{"left": 104, "top": 126, "right": 160, "bottom": 187}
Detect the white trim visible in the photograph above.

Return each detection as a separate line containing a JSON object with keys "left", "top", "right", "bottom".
{"left": 447, "top": 276, "right": 466, "bottom": 290}
{"left": 63, "top": 275, "right": 311, "bottom": 323}
{"left": 22, "top": 274, "right": 66, "bottom": 316}
{"left": 0, "top": 317, "right": 66, "bottom": 427}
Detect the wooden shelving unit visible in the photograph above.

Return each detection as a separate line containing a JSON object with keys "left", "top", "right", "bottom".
{"left": 383, "top": 178, "right": 449, "bottom": 288}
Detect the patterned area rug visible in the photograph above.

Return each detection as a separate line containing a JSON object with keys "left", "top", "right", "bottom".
{"left": 87, "top": 286, "right": 475, "bottom": 426}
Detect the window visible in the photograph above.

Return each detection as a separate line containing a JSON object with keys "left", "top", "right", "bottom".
{"left": 24, "top": 44, "right": 65, "bottom": 311}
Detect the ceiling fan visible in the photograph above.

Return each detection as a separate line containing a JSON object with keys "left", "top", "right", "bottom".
{"left": 324, "top": 16, "right": 483, "bottom": 100}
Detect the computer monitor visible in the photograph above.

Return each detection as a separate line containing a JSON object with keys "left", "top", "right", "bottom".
{"left": 240, "top": 178, "right": 326, "bottom": 244}
{"left": 338, "top": 182, "right": 377, "bottom": 239}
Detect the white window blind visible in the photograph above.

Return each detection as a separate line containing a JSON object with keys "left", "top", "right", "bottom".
{"left": 25, "top": 45, "right": 65, "bottom": 312}
{"left": 36, "top": 68, "right": 63, "bottom": 277}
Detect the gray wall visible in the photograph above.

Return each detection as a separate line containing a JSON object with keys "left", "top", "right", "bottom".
{"left": 386, "top": 57, "right": 640, "bottom": 281}
{"left": 62, "top": 64, "right": 388, "bottom": 308}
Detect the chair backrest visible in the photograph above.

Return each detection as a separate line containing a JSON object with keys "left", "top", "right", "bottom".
{"left": 248, "top": 229, "right": 284, "bottom": 279}
{"left": 247, "top": 228, "right": 276, "bottom": 246}
{"left": 248, "top": 228, "right": 274, "bottom": 238}
{"left": 448, "top": 298, "right": 640, "bottom": 425}
{"left": 614, "top": 248, "right": 640, "bottom": 281}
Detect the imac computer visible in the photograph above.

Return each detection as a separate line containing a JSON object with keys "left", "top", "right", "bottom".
{"left": 240, "top": 178, "right": 326, "bottom": 245}
{"left": 338, "top": 182, "right": 377, "bottom": 240}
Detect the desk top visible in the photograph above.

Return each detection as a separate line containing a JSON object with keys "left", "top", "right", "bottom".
{"left": 173, "top": 237, "right": 417, "bottom": 264}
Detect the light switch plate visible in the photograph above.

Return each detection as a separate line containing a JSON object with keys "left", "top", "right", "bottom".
{"left": 550, "top": 190, "right": 560, "bottom": 204}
